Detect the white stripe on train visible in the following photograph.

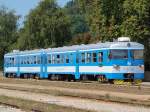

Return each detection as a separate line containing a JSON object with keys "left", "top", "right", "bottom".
{"left": 4, "top": 66, "right": 144, "bottom": 74}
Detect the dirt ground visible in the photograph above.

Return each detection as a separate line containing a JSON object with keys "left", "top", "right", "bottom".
{"left": 0, "top": 74, "right": 150, "bottom": 112}
{"left": 0, "top": 88, "right": 150, "bottom": 112}
{"left": 0, "top": 82, "right": 149, "bottom": 101}
{"left": 0, "top": 79, "right": 150, "bottom": 107}
{"left": 0, "top": 77, "right": 150, "bottom": 95}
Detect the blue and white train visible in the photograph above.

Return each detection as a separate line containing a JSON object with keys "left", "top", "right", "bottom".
{"left": 4, "top": 37, "right": 144, "bottom": 84}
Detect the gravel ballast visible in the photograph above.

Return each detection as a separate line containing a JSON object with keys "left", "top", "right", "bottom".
{"left": 0, "top": 105, "right": 25, "bottom": 112}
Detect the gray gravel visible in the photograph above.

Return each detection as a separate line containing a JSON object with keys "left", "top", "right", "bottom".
{"left": 0, "top": 105, "right": 25, "bottom": 112}
{"left": 0, "top": 88, "right": 149, "bottom": 112}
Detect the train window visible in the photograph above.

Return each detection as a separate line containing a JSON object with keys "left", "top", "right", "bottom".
{"left": 66, "top": 55, "right": 69, "bottom": 63}
{"left": 5, "top": 58, "right": 8, "bottom": 66}
{"left": 33, "top": 56, "right": 36, "bottom": 64}
{"left": 27, "top": 57, "right": 30, "bottom": 64}
{"left": 98, "top": 52, "right": 103, "bottom": 62}
{"left": 131, "top": 50, "right": 143, "bottom": 59}
{"left": 81, "top": 53, "right": 85, "bottom": 63}
{"left": 37, "top": 56, "right": 41, "bottom": 64}
{"left": 54, "top": 55, "right": 57, "bottom": 64}
{"left": 61, "top": 54, "right": 64, "bottom": 64}
{"left": 86, "top": 53, "right": 91, "bottom": 63}
{"left": 24, "top": 57, "right": 27, "bottom": 64}
{"left": 70, "top": 53, "right": 73, "bottom": 64}
{"left": 14, "top": 58, "right": 16, "bottom": 65}
{"left": 30, "top": 57, "right": 33, "bottom": 64}
{"left": 12, "top": 58, "right": 14, "bottom": 66}
{"left": 110, "top": 50, "right": 128, "bottom": 59}
{"left": 52, "top": 55, "right": 55, "bottom": 64}
{"left": 47, "top": 55, "right": 51, "bottom": 64}
{"left": 92, "top": 53, "right": 97, "bottom": 62}
{"left": 56, "top": 54, "right": 60, "bottom": 64}
{"left": 20, "top": 57, "right": 23, "bottom": 64}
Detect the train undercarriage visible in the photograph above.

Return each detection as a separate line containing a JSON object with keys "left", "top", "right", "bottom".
{"left": 4, "top": 73, "right": 142, "bottom": 85}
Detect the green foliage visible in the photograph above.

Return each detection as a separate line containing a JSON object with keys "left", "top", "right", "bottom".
{"left": 120, "top": 0, "right": 150, "bottom": 64}
{"left": 70, "top": 32, "right": 93, "bottom": 45}
{"left": 17, "top": 0, "right": 71, "bottom": 50}
{"left": 0, "top": 6, "right": 19, "bottom": 68}
{"left": 65, "top": 0, "right": 89, "bottom": 37}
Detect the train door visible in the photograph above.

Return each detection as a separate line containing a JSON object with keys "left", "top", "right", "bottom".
{"left": 42, "top": 51, "right": 48, "bottom": 79}
{"left": 75, "top": 51, "right": 80, "bottom": 80}
{"left": 97, "top": 51, "right": 104, "bottom": 66}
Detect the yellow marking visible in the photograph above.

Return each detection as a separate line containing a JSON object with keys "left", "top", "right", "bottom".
{"left": 113, "top": 80, "right": 124, "bottom": 85}
{"left": 134, "top": 79, "right": 142, "bottom": 85}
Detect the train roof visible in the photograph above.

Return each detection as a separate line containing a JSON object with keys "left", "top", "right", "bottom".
{"left": 5, "top": 41, "right": 144, "bottom": 56}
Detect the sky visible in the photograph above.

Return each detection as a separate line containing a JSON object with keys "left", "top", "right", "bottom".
{"left": 0, "top": 0, "right": 70, "bottom": 26}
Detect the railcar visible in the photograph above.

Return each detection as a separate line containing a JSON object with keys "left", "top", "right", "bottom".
{"left": 4, "top": 37, "right": 144, "bottom": 84}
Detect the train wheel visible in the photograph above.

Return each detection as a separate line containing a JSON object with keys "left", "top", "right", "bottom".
{"left": 35, "top": 74, "right": 40, "bottom": 80}
{"left": 82, "top": 75, "right": 88, "bottom": 81}
{"left": 24, "top": 74, "right": 28, "bottom": 79}
{"left": 134, "top": 79, "right": 142, "bottom": 85}
{"left": 97, "top": 75, "right": 106, "bottom": 83}
{"left": 113, "top": 80, "right": 124, "bottom": 85}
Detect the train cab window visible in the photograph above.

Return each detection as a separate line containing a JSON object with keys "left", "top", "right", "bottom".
{"left": 98, "top": 52, "right": 103, "bottom": 62}
{"left": 86, "top": 53, "right": 91, "bottom": 63}
{"left": 66, "top": 55, "right": 69, "bottom": 64}
{"left": 81, "top": 53, "right": 85, "bottom": 63}
{"left": 131, "top": 50, "right": 144, "bottom": 59}
{"left": 92, "top": 53, "right": 97, "bottom": 62}
{"left": 109, "top": 50, "right": 128, "bottom": 59}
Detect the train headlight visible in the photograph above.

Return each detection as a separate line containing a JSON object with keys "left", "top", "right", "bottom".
{"left": 139, "top": 65, "right": 144, "bottom": 70}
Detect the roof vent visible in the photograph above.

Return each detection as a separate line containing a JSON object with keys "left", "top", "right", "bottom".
{"left": 13, "top": 50, "right": 19, "bottom": 53}
{"left": 118, "top": 37, "right": 130, "bottom": 42}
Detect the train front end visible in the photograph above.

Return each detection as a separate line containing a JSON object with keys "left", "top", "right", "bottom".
{"left": 108, "top": 37, "right": 144, "bottom": 84}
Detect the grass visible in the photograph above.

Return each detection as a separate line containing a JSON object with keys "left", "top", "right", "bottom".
{"left": 0, "top": 95, "right": 92, "bottom": 112}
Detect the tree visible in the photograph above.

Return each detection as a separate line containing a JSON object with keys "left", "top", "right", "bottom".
{"left": 77, "top": 0, "right": 122, "bottom": 41}
{"left": 65, "top": 0, "right": 89, "bottom": 37}
{"left": 17, "top": 0, "right": 71, "bottom": 50}
{"left": 0, "top": 6, "right": 19, "bottom": 68}
{"left": 121, "top": 0, "right": 150, "bottom": 64}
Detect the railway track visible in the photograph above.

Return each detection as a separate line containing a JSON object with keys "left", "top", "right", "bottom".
{"left": 0, "top": 87, "right": 150, "bottom": 112}
{"left": 0, "top": 77, "right": 150, "bottom": 95}
{"left": 0, "top": 80, "right": 150, "bottom": 106}
{"left": 0, "top": 77, "right": 150, "bottom": 112}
